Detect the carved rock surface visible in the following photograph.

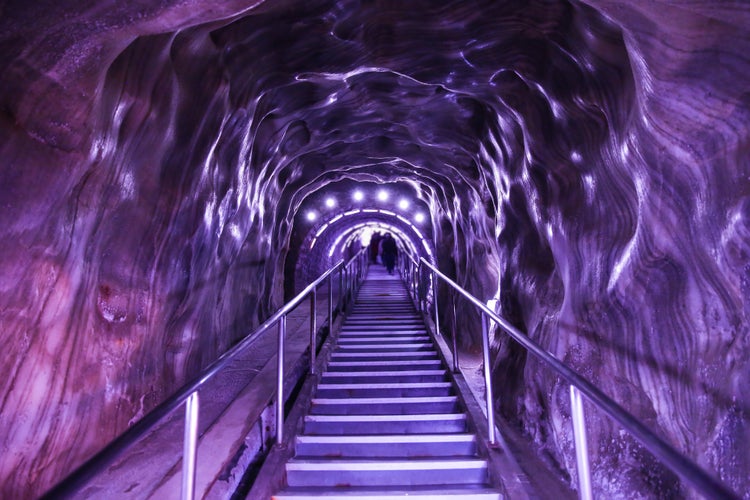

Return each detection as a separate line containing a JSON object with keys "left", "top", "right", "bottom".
{"left": 0, "top": 0, "right": 748, "bottom": 497}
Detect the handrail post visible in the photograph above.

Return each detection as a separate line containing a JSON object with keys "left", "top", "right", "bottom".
{"left": 310, "top": 289, "right": 317, "bottom": 375}
{"left": 413, "top": 261, "right": 418, "bottom": 305}
{"left": 328, "top": 274, "right": 333, "bottom": 333}
{"left": 276, "top": 315, "right": 286, "bottom": 445}
{"left": 410, "top": 261, "right": 415, "bottom": 301}
{"left": 451, "top": 292, "right": 459, "bottom": 372}
{"left": 432, "top": 271, "right": 441, "bottom": 336}
{"left": 346, "top": 265, "right": 350, "bottom": 304}
{"left": 338, "top": 267, "right": 344, "bottom": 310}
{"left": 413, "top": 262, "right": 418, "bottom": 311}
{"left": 417, "top": 262, "right": 423, "bottom": 313}
{"left": 481, "top": 312, "right": 496, "bottom": 445}
{"left": 348, "top": 264, "right": 353, "bottom": 299}
{"left": 181, "top": 391, "right": 199, "bottom": 500}
{"left": 570, "top": 385, "right": 593, "bottom": 500}
{"left": 346, "top": 265, "right": 351, "bottom": 300}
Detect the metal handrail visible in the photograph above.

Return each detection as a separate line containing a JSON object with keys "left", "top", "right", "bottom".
{"left": 275, "top": 248, "right": 368, "bottom": 444}
{"left": 416, "top": 257, "right": 738, "bottom": 500}
{"left": 45, "top": 253, "right": 367, "bottom": 500}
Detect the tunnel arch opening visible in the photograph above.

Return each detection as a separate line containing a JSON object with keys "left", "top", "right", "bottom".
{"left": 286, "top": 205, "right": 435, "bottom": 298}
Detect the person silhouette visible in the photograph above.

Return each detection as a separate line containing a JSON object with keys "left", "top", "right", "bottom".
{"left": 369, "top": 231, "right": 382, "bottom": 264}
{"left": 380, "top": 233, "right": 398, "bottom": 274}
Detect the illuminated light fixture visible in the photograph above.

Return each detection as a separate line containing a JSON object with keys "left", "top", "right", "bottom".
{"left": 398, "top": 198, "right": 410, "bottom": 210}
{"left": 306, "top": 210, "right": 317, "bottom": 222}
{"left": 415, "top": 213, "right": 426, "bottom": 223}
{"left": 353, "top": 190, "right": 364, "bottom": 202}
{"left": 377, "top": 189, "right": 389, "bottom": 201}
{"left": 314, "top": 221, "right": 331, "bottom": 238}
{"left": 325, "top": 197, "right": 336, "bottom": 208}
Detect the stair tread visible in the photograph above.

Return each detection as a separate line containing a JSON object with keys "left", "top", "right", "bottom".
{"left": 331, "top": 350, "right": 437, "bottom": 358}
{"left": 322, "top": 370, "right": 445, "bottom": 378}
{"left": 328, "top": 360, "right": 441, "bottom": 366}
{"left": 338, "top": 330, "right": 427, "bottom": 335}
{"left": 337, "top": 336, "right": 430, "bottom": 342}
{"left": 305, "top": 414, "right": 465, "bottom": 422}
{"left": 312, "top": 395, "right": 455, "bottom": 402}
{"left": 287, "top": 458, "right": 487, "bottom": 469}
{"left": 273, "top": 487, "right": 502, "bottom": 499}
{"left": 336, "top": 343, "right": 434, "bottom": 349}
{"left": 296, "top": 433, "right": 475, "bottom": 443}
{"left": 317, "top": 382, "right": 451, "bottom": 389}
{"left": 273, "top": 488, "right": 501, "bottom": 499}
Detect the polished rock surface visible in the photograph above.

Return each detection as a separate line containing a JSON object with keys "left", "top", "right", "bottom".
{"left": 0, "top": 0, "right": 748, "bottom": 497}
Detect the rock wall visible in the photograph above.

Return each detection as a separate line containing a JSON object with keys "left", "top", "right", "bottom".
{"left": 0, "top": 0, "right": 748, "bottom": 497}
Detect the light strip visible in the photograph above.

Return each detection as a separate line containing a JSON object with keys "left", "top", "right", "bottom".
{"left": 328, "top": 222, "right": 419, "bottom": 258}
{"left": 307, "top": 208, "right": 435, "bottom": 261}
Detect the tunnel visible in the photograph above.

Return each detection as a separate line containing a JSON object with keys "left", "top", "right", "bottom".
{"left": 1, "top": 0, "right": 749, "bottom": 498}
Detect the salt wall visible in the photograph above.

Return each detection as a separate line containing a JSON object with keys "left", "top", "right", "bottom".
{"left": 0, "top": 1, "right": 748, "bottom": 497}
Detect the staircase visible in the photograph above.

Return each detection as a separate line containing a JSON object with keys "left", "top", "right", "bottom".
{"left": 272, "top": 266, "right": 502, "bottom": 499}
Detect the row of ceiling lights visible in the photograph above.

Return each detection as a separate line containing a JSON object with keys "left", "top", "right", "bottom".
{"left": 305, "top": 188, "right": 426, "bottom": 223}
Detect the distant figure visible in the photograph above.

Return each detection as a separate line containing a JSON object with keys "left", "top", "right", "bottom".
{"left": 369, "top": 231, "right": 382, "bottom": 264}
{"left": 380, "top": 233, "right": 398, "bottom": 274}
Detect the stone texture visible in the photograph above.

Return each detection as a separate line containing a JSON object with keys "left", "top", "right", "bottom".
{"left": 0, "top": 0, "right": 748, "bottom": 497}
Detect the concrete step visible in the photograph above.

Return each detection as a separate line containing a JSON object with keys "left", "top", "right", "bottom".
{"left": 357, "top": 289, "right": 409, "bottom": 298}
{"left": 294, "top": 433, "right": 477, "bottom": 457}
{"left": 338, "top": 329, "right": 427, "bottom": 336}
{"left": 315, "top": 382, "right": 453, "bottom": 398}
{"left": 320, "top": 370, "right": 447, "bottom": 384}
{"left": 329, "top": 351, "right": 439, "bottom": 361}
{"left": 303, "top": 413, "right": 466, "bottom": 434}
{"left": 273, "top": 487, "right": 502, "bottom": 499}
{"left": 309, "top": 396, "right": 460, "bottom": 415}
{"left": 346, "top": 315, "right": 424, "bottom": 326}
{"left": 348, "top": 311, "right": 416, "bottom": 315}
{"left": 335, "top": 343, "right": 435, "bottom": 352}
{"left": 347, "top": 307, "right": 416, "bottom": 310}
{"left": 326, "top": 359, "right": 443, "bottom": 371}
{"left": 351, "top": 304, "right": 414, "bottom": 307}
{"left": 342, "top": 323, "right": 424, "bottom": 330}
{"left": 346, "top": 314, "right": 420, "bottom": 319}
{"left": 337, "top": 335, "right": 431, "bottom": 344}
{"left": 285, "top": 458, "right": 488, "bottom": 487}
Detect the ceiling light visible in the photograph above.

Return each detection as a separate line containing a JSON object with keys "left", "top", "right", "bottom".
{"left": 377, "top": 189, "right": 389, "bottom": 201}
{"left": 398, "top": 198, "right": 410, "bottom": 210}
{"left": 415, "top": 213, "right": 425, "bottom": 223}
{"left": 325, "top": 197, "right": 336, "bottom": 208}
{"left": 306, "top": 210, "right": 317, "bottom": 221}
{"left": 353, "top": 190, "right": 364, "bottom": 202}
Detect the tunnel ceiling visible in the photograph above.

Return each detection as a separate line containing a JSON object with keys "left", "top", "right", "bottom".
{"left": 1, "top": 0, "right": 750, "bottom": 497}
